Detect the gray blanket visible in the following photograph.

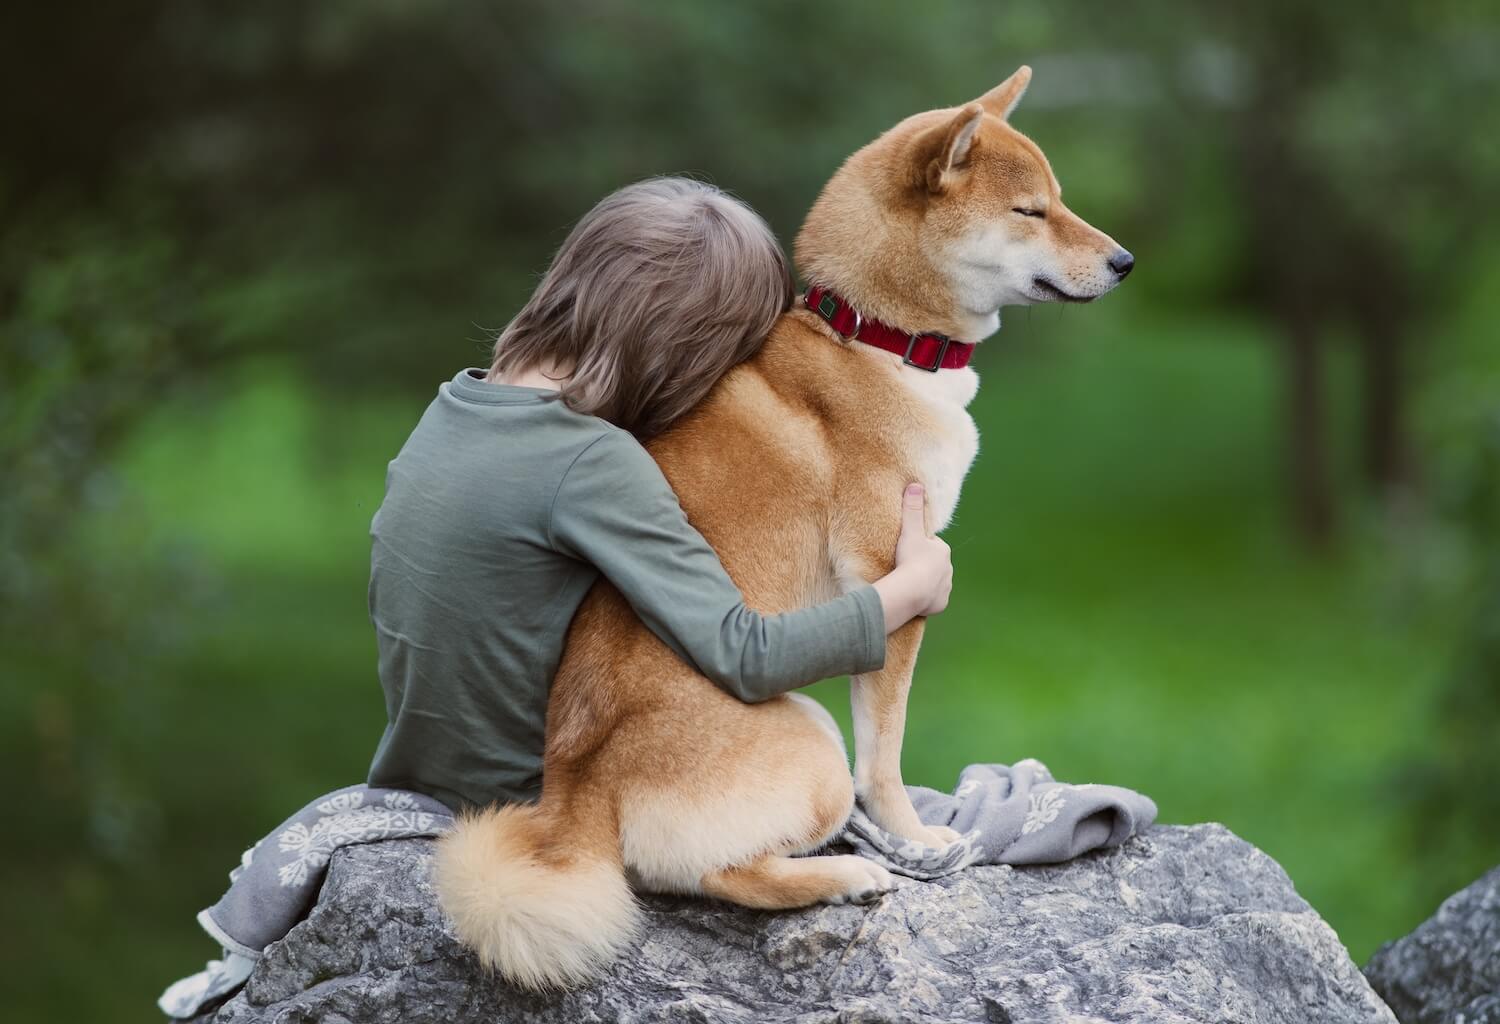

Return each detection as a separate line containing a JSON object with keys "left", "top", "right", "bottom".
{"left": 160, "top": 763, "right": 1155, "bottom": 1018}
{"left": 843, "top": 758, "right": 1157, "bottom": 879}
{"left": 159, "top": 786, "right": 452, "bottom": 1018}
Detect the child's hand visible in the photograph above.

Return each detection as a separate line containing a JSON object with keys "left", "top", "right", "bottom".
{"left": 873, "top": 483, "right": 954, "bottom": 633}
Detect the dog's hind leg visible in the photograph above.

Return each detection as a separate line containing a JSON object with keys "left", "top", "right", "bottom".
{"left": 701, "top": 853, "right": 892, "bottom": 909}
{"left": 784, "top": 692, "right": 847, "bottom": 760}
{"left": 619, "top": 693, "right": 861, "bottom": 894}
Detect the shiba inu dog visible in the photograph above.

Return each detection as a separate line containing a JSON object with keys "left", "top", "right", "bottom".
{"left": 435, "top": 66, "right": 1132, "bottom": 989}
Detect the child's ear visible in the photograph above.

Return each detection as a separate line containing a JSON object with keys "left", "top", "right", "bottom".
{"left": 920, "top": 104, "right": 984, "bottom": 195}
{"left": 977, "top": 65, "right": 1032, "bottom": 122}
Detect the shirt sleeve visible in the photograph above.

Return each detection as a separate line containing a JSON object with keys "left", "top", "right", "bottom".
{"left": 548, "top": 429, "right": 887, "bottom": 702}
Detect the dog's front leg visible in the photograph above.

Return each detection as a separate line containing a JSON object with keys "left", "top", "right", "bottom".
{"left": 849, "top": 619, "right": 956, "bottom": 848}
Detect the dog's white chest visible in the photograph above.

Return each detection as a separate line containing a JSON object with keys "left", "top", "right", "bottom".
{"left": 898, "top": 366, "right": 980, "bottom": 532}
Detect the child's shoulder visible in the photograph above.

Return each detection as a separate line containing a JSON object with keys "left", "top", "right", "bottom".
{"left": 566, "top": 420, "right": 651, "bottom": 473}
{"left": 529, "top": 403, "right": 637, "bottom": 458}
{"left": 550, "top": 421, "right": 669, "bottom": 507}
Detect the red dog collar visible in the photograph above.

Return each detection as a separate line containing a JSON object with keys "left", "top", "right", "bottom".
{"left": 804, "top": 285, "right": 975, "bottom": 372}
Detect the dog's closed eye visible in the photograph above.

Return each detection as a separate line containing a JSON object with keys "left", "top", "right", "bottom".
{"left": 1011, "top": 207, "right": 1046, "bottom": 219}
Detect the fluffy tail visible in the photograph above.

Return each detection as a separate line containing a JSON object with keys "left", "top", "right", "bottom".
{"left": 432, "top": 802, "right": 638, "bottom": 990}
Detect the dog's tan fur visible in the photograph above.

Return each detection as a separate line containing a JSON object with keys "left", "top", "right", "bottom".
{"left": 435, "top": 67, "right": 1130, "bottom": 988}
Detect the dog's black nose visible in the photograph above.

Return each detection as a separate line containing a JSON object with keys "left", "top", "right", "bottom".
{"left": 1109, "top": 249, "right": 1135, "bottom": 278}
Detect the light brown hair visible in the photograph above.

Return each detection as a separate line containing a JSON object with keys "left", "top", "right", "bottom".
{"left": 490, "top": 177, "right": 793, "bottom": 438}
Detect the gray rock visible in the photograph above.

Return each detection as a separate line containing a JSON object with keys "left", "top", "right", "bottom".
{"left": 194, "top": 824, "right": 1393, "bottom": 1023}
{"left": 1364, "top": 865, "right": 1500, "bottom": 1024}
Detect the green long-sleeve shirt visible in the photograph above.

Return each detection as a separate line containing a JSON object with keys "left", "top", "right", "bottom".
{"left": 366, "top": 368, "right": 887, "bottom": 810}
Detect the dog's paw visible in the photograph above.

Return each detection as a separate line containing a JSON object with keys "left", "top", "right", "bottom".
{"left": 896, "top": 824, "right": 962, "bottom": 848}
{"left": 922, "top": 824, "right": 964, "bottom": 847}
{"left": 826, "top": 856, "right": 895, "bottom": 906}
{"left": 850, "top": 860, "right": 895, "bottom": 904}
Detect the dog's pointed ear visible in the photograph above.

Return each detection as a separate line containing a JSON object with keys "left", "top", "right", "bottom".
{"left": 922, "top": 104, "right": 984, "bottom": 194}
{"left": 978, "top": 65, "right": 1032, "bottom": 121}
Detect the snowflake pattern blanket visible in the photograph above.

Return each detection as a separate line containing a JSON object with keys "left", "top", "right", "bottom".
{"left": 160, "top": 764, "right": 1155, "bottom": 1018}
{"left": 841, "top": 759, "right": 1157, "bottom": 880}
{"left": 158, "top": 786, "right": 452, "bottom": 1018}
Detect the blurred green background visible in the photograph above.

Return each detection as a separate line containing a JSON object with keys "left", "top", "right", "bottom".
{"left": 4, "top": 2, "right": 1499, "bottom": 1019}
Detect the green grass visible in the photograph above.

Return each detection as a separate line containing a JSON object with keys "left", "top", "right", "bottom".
{"left": 3, "top": 311, "right": 1473, "bottom": 1019}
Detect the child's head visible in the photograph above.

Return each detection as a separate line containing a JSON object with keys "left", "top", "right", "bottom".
{"left": 491, "top": 177, "right": 793, "bottom": 438}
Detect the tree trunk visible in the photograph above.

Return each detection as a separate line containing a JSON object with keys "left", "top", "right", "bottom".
{"left": 1358, "top": 315, "right": 1411, "bottom": 499}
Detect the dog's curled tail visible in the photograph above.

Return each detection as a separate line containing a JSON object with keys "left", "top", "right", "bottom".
{"left": 433, "top": 802, "right": 637, "bottom": 990}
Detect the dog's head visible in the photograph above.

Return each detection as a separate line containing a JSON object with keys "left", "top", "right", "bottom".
{"left": 796, "top": 67, "right": 1133, "bottom": 342}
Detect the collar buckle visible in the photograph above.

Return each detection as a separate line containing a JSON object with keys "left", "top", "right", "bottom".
{"left": 903, "top": 333, "right": 950, "bottom": 372}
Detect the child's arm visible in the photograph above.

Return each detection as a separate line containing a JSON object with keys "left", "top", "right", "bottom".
{"left": 550, "top": 430, "right": 949, "bottom": 703}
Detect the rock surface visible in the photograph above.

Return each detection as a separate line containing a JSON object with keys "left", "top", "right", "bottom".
{"left": 1364, "top": 865, "right": 1500, "bottom": 1024}
{"left": 193, "top": 824, "right": 1394, "bottom": 1023}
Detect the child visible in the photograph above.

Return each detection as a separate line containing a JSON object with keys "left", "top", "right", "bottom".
{"left": 367, "top": 177, "right": 952, "bottom": 812}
